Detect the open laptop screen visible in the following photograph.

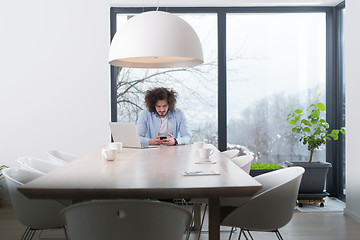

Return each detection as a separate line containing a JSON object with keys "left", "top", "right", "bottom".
{"left": 109, "top": 122, "right": 142, "bottom": 148}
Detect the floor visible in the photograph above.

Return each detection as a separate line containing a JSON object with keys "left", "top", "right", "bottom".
{"left": 1, "top": 201, "right": 360, "bottom": 240}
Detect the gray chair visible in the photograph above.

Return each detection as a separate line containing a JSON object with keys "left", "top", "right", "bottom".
{"left": 222, "top": 149, "right": 240, "bottom": 159}
{"left": 231, "top": 155, "right": 254, "bottom": 174}
{"left": 221, "top": 166, "right": 305, "bottom": 240}
{"left": 46, "top": 150, "right": 78, "bottom": 164}
{"left": 17, "top": 156, "right": 64, "bottom": 174}
{"left": 3, "top": 168, "right": 66, "bottom": 240}
{"left": 60, "top": 199, "right": 192, "bottom": 240}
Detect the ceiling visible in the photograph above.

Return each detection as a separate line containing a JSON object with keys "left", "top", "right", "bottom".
{"left": 114, "top": 0, "right": 344, "bottom": 7}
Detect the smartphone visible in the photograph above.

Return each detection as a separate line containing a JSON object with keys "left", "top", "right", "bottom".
{"left": 160, "top": 136, "right": 167, "bottom": 140}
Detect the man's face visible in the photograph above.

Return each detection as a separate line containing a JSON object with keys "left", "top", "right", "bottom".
{"left": 155, "top": 99, "right": 169, "bottom": 118}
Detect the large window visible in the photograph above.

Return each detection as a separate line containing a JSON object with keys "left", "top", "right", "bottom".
{"left": 227, "top": 13, "right": 326, "bottom": 165}
{"left": 110, "top": 5, "right": 345, "bottom": 198}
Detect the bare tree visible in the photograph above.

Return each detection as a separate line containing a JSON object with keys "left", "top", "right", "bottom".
{"left": 115, "top": 60, "right": 218, "bottom": 122}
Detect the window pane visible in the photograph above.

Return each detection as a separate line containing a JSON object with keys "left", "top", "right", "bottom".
{"left": 227, "top": 13, "right": 326, "bottom": 164}
{"left": 115, "top": 13, "right": 218, "bottom": 146}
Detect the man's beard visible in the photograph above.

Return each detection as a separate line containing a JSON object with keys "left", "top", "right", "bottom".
{"left": 158, "top": 111, "right": 168, "bottom": 117}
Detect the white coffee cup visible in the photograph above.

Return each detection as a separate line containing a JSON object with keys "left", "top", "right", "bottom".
{"left": 101, "top": 148, "right": 117, "bottom": 161}
{"left": 193, "top": 142, "right": 205, "bottom": 149}
{"left": 198, "top": 147, "right": 214, "bottom": 159}
{"left": 109, "top": 142, "right": 122, "bottom": 153}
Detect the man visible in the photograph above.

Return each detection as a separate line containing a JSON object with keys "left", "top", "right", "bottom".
{"left": 136, "top": 87, "right": 192, "bottom": 147}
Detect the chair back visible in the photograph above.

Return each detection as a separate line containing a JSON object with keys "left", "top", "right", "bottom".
{"left": 60, "top": 199, "right": 192, "bottom": 240}
{"left": 17, "top": 157, "right": 64, "bottom": 174}
{"left": 221, "top": 166, "right": 305, "bottom": 231}
{"left": 3, "top": 168, "right": 65, "bottom": 229}
{"left": 46, "top": 150, "right": 77, "bottom": 164}
{"left": 222, "top": 149, "right": 240, "bottom": 159}
{"left": 231, "top": 155, "right": 253, "bottom": 174}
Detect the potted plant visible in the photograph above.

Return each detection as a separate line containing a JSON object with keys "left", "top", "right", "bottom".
{"left": 0, "top": 165, "right": 8, "bottom": 205}
{"left": 249, "top": 163, "right": 283, "bottom": 177}
{"left": 286, "top": 93, "right": 345, "bottom": 206}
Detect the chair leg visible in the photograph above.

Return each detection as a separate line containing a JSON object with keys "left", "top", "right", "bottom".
{"left": 274, "top": 230, "right": 284, "bottom": 240}
{"left": 185, "top": 202, "right": 198, "bottom": 240}
{"left": 64, "top": 227, "right": 69, "bottom": 240}
{"left": 228, "top": 227, "right": 234, "bottom": 240}
{"left": 197, "top": 204, "right": 208, "bottom": 240}
{"left": 246, "top": 230, "right": 254, "bottom": 240}
{"left": 238, "top": 229, "right": 249, "bottom": 240}
{"left": 21, "top": 227, "right": 36, "bottom": 240}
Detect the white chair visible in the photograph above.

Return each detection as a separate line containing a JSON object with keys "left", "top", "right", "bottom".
{"left": 60, "top": 199, "right": 192, "bottom": 240}
{"left": 231, "top": 155, "right": 254, "bottom": 174}
{"left": 46, "top": 150, "right": 77, "bottom": 164}
{"left": 17, "top": 157, "right": 64, "bottom": 174}
{"left": 222, "top": 149, "right": 240, "bottom": 159}
{"left": 220, "top": 166, "right": 305, "bottom": 240}
{"left": 3, "top": 168, "right": 66, "bottom": 240}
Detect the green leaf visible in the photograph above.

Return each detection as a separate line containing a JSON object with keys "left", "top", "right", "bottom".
{"left": 328, "top": 131, "right": 339, "bottom": 140}
{"left": 295, "top": 109, "right": 303, "bottom": 114}
{"left": 320, "top": 119, "right": 327, "bottom": 123}
{"left": 290, "top": 120, "right": 297, "bottom": 125}
{"left": 314, "top": 109, "right": 320, "bottom": 118}
{"left": 332, "top": 129, "right": 339, "bottom": 134}
{"left": 301, "top": 119, "right": 312, "bottom": 126}
{"left": 308, "top": 104, "right": 316, "bottom": 109}
{"left": 340, "top": 127, "right": 346, "bottom": 134}
{"left": 322, "top": 122, "right": 329, "bottom": 128}
{"left": 311, "top": 118, "right": 319, "bottom": 125}
{"left": 304, "top": 127, "right": 311, "bottom": 132}
{"left": 317, "top": 102, "right": 326, "bottom": 111}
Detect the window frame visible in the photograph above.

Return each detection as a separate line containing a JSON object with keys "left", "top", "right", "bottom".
{"left": 110, "top": 4, "right": 345, "bottom": 199}
{"left": 326, "top": 1, "right": 345, "bottom": 201}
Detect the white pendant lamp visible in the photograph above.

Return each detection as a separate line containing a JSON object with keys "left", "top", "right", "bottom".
{"left": 109, "top": 11, "right": 204, "bottom": 68}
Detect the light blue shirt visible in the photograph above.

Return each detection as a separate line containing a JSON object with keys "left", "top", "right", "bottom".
{"left": 136, "top": 108, "right": 192, "bottom": 147}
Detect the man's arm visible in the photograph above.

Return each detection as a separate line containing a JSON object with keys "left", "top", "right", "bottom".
{"left": 175, "top": 109, "right": 192, "bottom": 145}
{"left": 136, "top": 110, "right": 151, "bottom": 147}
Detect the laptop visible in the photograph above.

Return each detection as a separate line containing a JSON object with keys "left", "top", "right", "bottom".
{"left": 109, "top": 122, "right": 158, "bottom": 149}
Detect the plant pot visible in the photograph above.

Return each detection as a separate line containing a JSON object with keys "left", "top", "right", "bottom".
{"left": 285, "top": 161, "right": 332, "bottom": 197}
{"left": 249, "top": 169, "right": 279, "bottom": 177}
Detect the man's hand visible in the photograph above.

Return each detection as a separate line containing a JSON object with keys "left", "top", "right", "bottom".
{"left": 149, "top": 136, "right": 163, "bottom": 145}
{"left": 161, "top": 133, "right": 177, "bottom": 146}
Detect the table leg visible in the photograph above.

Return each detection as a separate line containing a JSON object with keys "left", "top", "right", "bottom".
{"left": 208, "top": 197, "right": 220, "bottom": 240}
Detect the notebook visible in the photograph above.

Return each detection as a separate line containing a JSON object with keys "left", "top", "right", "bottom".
{"left": 109, "top": 122, "right": 158, "bottom": 149}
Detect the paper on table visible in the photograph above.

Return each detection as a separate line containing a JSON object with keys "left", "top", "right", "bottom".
{"left": 182, "top": 170, "right": 220, "bottom": 176}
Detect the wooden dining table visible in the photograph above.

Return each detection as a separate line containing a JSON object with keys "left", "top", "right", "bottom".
{"left": 18, "top": 144, "right": 261, "bottom": 240}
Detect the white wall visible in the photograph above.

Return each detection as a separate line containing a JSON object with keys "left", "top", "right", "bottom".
{"left": 344, "top": 0, "right": 360, "bottom": 222}
{"left": 0, "top": 0, "right": 112, "bottom": 200}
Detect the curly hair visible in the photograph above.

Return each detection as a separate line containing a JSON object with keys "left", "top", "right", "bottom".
{"left": 145, "top": 87, "right": 177, "bottom": 112}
